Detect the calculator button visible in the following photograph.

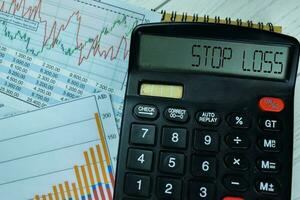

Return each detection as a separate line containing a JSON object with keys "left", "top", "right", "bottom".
{"left": 222, "top": 196, "right": 244, "bottom": 200}
{"left": 162, "top": 127, "right": 187, "bottom": 149}
{"left": 124, "top": 173, "right": 151, "bottom": 197}
{"left": 258, "top": 137, "right": 281, "bottom": 152}
{"left": 259, "top": 117, "right": 282, "bottom": 131}
{"left": 192, "top": 155, "right": 217, "bottom": 178}
{"left": 196, "top": 111, "right": 221, "bottom": 126}
{"left": 223, "top": 175, "right": 248, "bottom": 192}
{"left": 255, "top": 179, "right": 279, "bottom": 195}
{"left": 226, "top": 134, "right": 250, "bottom": 149}
{"left": 259, "top": 97, "right": 285, "bottom": 113}
{"left": 130, "top": 124, "right": 156, "bottom": 145}
{"left": 189, "top": 181, "right": 215, "bottom": 199}
{"left": 225, "top": 154, "right": 249, "bottom": 171}
{"left": 134, "top": 104, "right": 158, "bottom": 119}
{"left": 127, "top": 149, "right": 153, "bottom": 171}
{"left": 194, "top": 130, "right": 219, "bottom": 152}
{"left": 227, "top": 113, "right": 251, "bottom": 129}
{"left": 164, "top": 107, "right": 188, "bottom": 122}
{"left": 159, "top": 152, "right": 185, "bottom": 174}
{"left": 257, "top": 158, "right": 280, "bottom": 172}
{"left": 157, "top": 177, "right": 182, "bottom": 200}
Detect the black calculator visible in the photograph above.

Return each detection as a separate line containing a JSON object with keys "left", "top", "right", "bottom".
{"left": 113, "top": 23, "right": 300, "bottom": 200}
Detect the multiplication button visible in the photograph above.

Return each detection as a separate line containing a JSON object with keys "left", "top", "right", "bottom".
{"left": 225, "top": 154, "right": 249, "bottom": 171}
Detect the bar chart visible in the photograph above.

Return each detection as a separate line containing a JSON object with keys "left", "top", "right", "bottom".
{"left": 0, "top": 95, "right": 118, "bottom": 200}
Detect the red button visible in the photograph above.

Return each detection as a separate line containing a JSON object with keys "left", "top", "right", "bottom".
{"left": 223, "top": 197, "right": 244, "bottom": 200}
{"left": 259, "top": 97, "right": 285, "bottom": 112}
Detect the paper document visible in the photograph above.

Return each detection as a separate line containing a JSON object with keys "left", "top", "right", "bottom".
{"left": 0, "top": 0, "right": 160, "bottom": 128}
{"left": 0, "top": 94, "right": 119, "bottom": 200}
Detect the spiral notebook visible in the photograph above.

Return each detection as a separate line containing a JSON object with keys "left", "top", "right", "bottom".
{"left": 159, "top": 10, "right": 282, "bottom": 33}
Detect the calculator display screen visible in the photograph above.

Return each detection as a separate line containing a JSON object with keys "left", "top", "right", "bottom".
{"left": 139, "top": 35, "right": 290, "bottom": 79}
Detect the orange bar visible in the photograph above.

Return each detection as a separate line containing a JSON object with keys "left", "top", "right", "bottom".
{"left": 58, "top": 184, "right": 66, "bottom": 200}
{"left": 52, "top": 186, "right": 60, "bottom": 200}
{"left": 84, "top": 151, "right": 96, "bottom": 186}
{"left": 64, "top": 181, "right": 72, "bottom": 199}
{"left": 90, "top": 147, "right": 102, "bottom": 184}
{"left": 81, "top": 165, "right": 91, "bottom": 195}
{"left": 72, "top": 183, "right": 80, "bottom": 200}
{"left": 34, "top": 195, "right": 40, "bottom": 200}
{"left": 96, "top": 144, "right": 110, "bottom": 184}
{"left": 48, "top": 193, "right": 53, "bottom": 200}
{"left": 42, "top": 195, "right": 46, "bottom": 200}
{"left": 94, "top": 113, "right": 112, "bottom": 166}
{"left": 74, "top": 165, "right": 85, "bottom": 197}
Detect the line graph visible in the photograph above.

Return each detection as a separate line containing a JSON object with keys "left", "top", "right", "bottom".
{"left": 0, "top": 0, "right": 158, "bottom": 91}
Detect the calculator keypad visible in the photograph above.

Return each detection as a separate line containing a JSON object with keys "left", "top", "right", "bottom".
{"left": 118, "top": 101, "right": 288, "bottom": 200}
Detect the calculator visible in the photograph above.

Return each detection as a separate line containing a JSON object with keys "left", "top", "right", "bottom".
{"left": 113, "top": 23, "right": 300, "bottom": 200}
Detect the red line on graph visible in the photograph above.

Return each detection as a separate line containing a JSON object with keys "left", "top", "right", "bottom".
{"left": 0, "top": 0, "right": 130, "bottom": 65}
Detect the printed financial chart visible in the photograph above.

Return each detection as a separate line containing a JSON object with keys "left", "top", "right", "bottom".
{"left": 0, "top": 95, "right": 119, "bottom": 200}
{"left": 0, "top": 0, "right": 159, "bottom": 126}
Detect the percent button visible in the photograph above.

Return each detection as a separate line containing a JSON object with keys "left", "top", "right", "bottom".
{"left": 227, "top": 113, "right": 251, "bottom": 129}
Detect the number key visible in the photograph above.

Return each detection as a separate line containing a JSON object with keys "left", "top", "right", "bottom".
{"left": 127, "top": 148, "right": 153, "bottom": 171}
{"left": 189, "top": 181, "right": 215, "bottom": 199}
{"left": 130, "top": 124, "right": 156, "bottom": 145}
{"left": 159, "top": 152, "right": 185, "bottom": 174}
{"left": 162, "top": 127, "right": 187, "bottom": 149}
{"left": 157, "top": 177, "right": 182, "bottom": 200}
{"left": 124, "top": 173, "right": 151, "bottom": 197}
{"left": 192, "top": 155, "right": 217, "bottom": 178}
{"left": 194, "top": 130, "right": 219, "bottom": 152}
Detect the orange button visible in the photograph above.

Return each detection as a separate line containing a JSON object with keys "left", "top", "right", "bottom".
{"left": 223, "top": 197, "right": 244, "bottom": 200}
{"left": 259, "top": 97, "right": 285, "bottom": 112}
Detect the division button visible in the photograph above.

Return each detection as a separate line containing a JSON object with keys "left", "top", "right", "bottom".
{"left": 257, "top": 158, "right": 280, "bottom": 172}
{"left": 255, "top": 179, "right": 279, "bottom": 195}
{"left": 259, "top": 117, "right": 282, "bottom": 131}
{"left": 227, "top": 113, "right": 251, "bottom": 129}
{"left": 130, "top": 124, "right": 156, "bottom": 145}
{"left": 124, "top": 173, "right": 151, "bottom": 197}
{"left": 258, "top": 137, "right": 281, "bottom": 152}
{"left": 189, "top": 181, "right": 215, "bottom": 199}
{"left": 223, "top": 175, "right": 248, "bottom": 192}
{"left": 164, "top": 107, "right": 188, "bottom": 122}
{"left": 259, "top": 97, "right": 285, "bottom": 113}
{"left": 134, "top": 104, "right": 158, "bottom": 119}
{"left": 157, "top": 177, "right": 182, "bottom": 200}
{"left": 127, "top": 149, "right": 153, "bottom": 171}
{"left": 194, "top": 130, "right": 219, "bottom": 152}
{"left": 196, "top": 111, "right": 221, "bottom": 126}
{"left": 225, "top": 154, "right": 249, "bottom": 171}
{"left": 226, "top": 134, "right": 250, "bottom": 149}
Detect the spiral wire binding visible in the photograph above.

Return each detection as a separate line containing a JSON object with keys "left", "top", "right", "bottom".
{"left": 160, "top": 10, "right": 277, "bottom": 32}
